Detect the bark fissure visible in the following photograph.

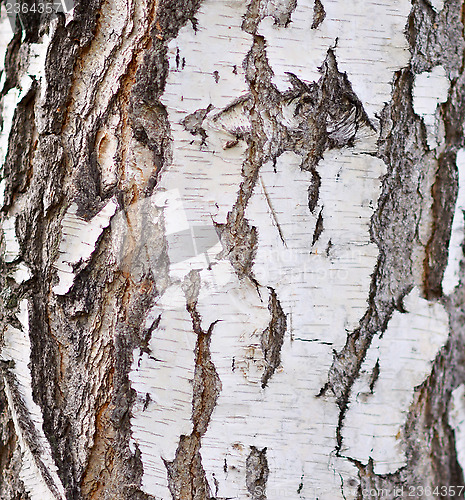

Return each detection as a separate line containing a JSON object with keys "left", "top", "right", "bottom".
{"left": 312, "top": 208, "right": 324, "bottom": 246}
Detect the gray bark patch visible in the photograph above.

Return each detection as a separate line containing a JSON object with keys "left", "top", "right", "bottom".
{"left": 246, "top": 446, "right": 269, "bottom": 500}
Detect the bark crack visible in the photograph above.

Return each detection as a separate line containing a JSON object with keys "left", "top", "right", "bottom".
{"left": 164, "top": 301, "right": 221, "bottom": 500}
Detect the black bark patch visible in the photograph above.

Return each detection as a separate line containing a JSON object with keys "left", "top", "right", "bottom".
{"left": 320, "top": 67, "right": 433, "bottom": 456}
{"left": 261, "top": 289, "right": 287, "bottom": 388}
{"left": 323, "top": 0, "right": 465, "bottom": 488}
{"left": 312, "top": 208, "right": 324, "bottom": 246}
{"left": 307, "top": 167, "right": 321, "bottom": 213}
{"left": 321, "top": 50, "right": 374, "bottom": 149}
{"left": 154, "top": 0, "right": 203, "bottom": 41}
{"left": 368, "top": 359, "right": 380, "bottom": 394}
{"left": 219, "top": 210, "right": 258, "bottom": 279}
{"left": 311, "top": 0, "right": 326, "bottom": 29}
{"left": 1, "top": 31, "right": 22, "bottom": 96}
{"left": 281, "top": 48, "right": 373, "bottom": 170}
{"left": 246, "top": 446, "right": 269, "bottom": 500}
{"left": 181, "top": 105, "right": 213, "bottom": 145}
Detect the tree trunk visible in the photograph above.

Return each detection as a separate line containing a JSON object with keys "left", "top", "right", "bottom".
{"left": 1, "top": 0, "right": 465, "bottom": 498}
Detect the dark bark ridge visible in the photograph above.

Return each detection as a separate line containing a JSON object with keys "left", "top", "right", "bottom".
{"left": 311, "top": 0, "right": 326, "bottom": 30}
{"left": 260, "top": 288, "right": 286, "bottom": 389}
{"left": 0, "top": 0, "right": 184, "bottom": 497}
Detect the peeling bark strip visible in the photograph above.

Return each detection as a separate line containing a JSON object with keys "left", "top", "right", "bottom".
{"left": 0, "top": 0, "right": 465, "bottom": 498}
{"left": 165, "top": 303, "right": 221, "bottom": 500}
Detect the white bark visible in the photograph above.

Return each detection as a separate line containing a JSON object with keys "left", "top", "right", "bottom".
{"left": 0, "top": 0, "right": 464, "bottom": 499}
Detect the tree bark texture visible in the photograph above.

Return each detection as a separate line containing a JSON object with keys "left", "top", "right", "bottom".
{"left": 0, "top": 0, "right": 465, "bottom": 499}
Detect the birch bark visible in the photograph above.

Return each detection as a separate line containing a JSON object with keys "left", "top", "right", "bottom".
{"left": 0, "top": 0, "right": 465, "bottom": 499}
